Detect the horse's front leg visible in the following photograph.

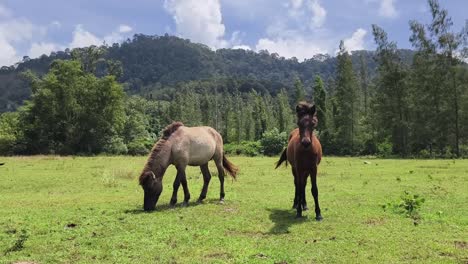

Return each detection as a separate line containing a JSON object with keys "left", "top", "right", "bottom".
{"left": 292, "top": 168, "right": 299, "bottom": 209}
{"left": 177, "top": 168, "right": 191, "bottom": 207}
{"left": 311, "top": 166, "right": 322, "bottom": 221}
{"left": 295, "top": 171, "right": 308, "bottom": 218}
{"left": 170, "top": 174, "right": 180, "bottom": 207}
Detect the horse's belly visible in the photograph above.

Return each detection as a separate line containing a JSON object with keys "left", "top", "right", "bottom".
{"left": 187, "top": 137, "right": 216, "bottom": 166}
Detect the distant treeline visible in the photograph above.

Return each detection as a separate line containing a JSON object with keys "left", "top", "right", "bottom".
{"left": 0, "top": 0, "right": 467, "bottom": 158}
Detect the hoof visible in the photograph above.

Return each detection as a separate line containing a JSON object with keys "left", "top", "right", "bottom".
{"left": 196, "top": 199, "right": 203, "bottom": 204}
{"left": 295, "top": 214, "right": 303, "bottom": 219}
{"left": 315, "top": 215, "right": 323, "bottom": 221}
{"left": 219, "top": 198, "right": 225, "bottom": 204}
{"left": 302, "top": 205, "right": 309, "bottom": 211}
{"left": 169, "top": 200, "right": 177, "bottom": 207}
{"left": 181, "top": 201, "right": 189, "bottom": 207}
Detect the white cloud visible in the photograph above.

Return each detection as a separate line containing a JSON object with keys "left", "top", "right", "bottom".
{"left": 164, "top": 0, "right": 228, "bottom": 48}
{"left": 256, "top": 37, "right": 328, "bottom": 60}
{"left": 290, "top": 0, "right": 303, "bottom": 9}
{"left": 307, "top": 0, "right": 326, "bottom": 29}
{"left": 0, "top": 17, "right": 38, "bottom": 66}
{"left": 379, "top": 0, "right": 397, "bottom": 18}
{"left": 0, "top": 18, "right": 36, "bottom": 43}
{"left": 232, "top": 45, "right": 251, "bottom": 50}
{"left": 0, "top": 37, "right": 19, "bottom": 66}
{"left": 119, "top": 24, "right": 132, "bottom": 33}
{"left": 28, "top": 42, "right": 63, "bottom": 58}
{"left": 287, "top": 0, "right": 326, "bottom": 30}
{"left": 342, "top": 28, "right": 367, "bottom": 52}
{"left": 69, "top": 24, "right": 134, "bottom": 49}
{"left": 69, "top": 24, "right": 102, "bottom": 48}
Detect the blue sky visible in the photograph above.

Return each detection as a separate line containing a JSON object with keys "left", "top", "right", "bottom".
{"left": 0, "top": 0, "right": 466, "bottom": 66}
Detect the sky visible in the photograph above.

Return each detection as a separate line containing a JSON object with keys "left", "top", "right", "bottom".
{"left": 0, "top": 0, "right": 466, "bottom": 67}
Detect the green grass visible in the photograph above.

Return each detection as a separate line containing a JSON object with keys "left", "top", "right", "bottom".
{"left": 0, "top": 156, "right": 467, "bottom": 263}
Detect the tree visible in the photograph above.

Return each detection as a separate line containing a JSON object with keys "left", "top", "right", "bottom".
{"left": 334, "top": 41, "right": 360, "bottom": 154}
{"left": 371, "top": 24, "right": 410, "bottom": 156}
{"left": 20, "top": 59, "right": 125, "bottom": 154}
{"left": 409, "top": 0, "right": 468, "bottom": 156}
{"left": 276, "top": 89, "right": 294, "bottom": 133}
{"left": 313, "top": 76, "right": 327, "bottom": 132}
{"left": 294, "top": 77, "right": 306, "bottom": 103}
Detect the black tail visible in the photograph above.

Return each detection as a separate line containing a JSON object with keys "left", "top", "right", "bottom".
{"left": 275, "top": 149, "right": 288, "bottom": 169}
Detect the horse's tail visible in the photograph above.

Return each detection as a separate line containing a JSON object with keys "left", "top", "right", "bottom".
{"left": 275, "top": 148, "right": 288, "bottom": 169}
{"left": 222, "top": 154, "right": 238, "bottom": 179}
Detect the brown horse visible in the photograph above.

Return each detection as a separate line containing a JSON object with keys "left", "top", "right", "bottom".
{"left": 139, "top": 122, "right": 238, "bottom": 211}
{"left": 276, "top": 102, "right": 323, "bottom": 220}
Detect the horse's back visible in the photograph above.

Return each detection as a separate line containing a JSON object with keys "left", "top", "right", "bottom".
{"left": 172, "top": 126, "right": 220, "bottom": 166}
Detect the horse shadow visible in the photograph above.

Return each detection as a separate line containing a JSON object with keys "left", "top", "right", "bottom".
{"left": 124, "top": 198, "right": 224, "bottom": 214}
{"left": 267, "top": 208, "right": 308, "bottom": 235}
{"left": 124, "top": 204, "right": 172, "bottom": 214}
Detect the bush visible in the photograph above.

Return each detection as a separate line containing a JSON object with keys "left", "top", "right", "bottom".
{"left": 0, "top": 135, "right": 16, "bottom": 155}
{"left": 127, "top": 140, "right": 150, "bottom": 156}
{"left": 260, "top": 128, "right": 287, "bottom": 156}
{"left": 224, "top": 141, "right": 261, "bottom": 156}
{"left": 102, "top": 137, "right": 128, "bottom": 154}
{"left": 0, "top": 112, "right": 20, "bottom": 155}
{"left": 376, "top": 138, "right": 392, "bottom": 157}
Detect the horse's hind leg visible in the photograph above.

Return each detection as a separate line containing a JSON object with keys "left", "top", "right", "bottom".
{"left": 214, "top": 158, "right": 226, "bottom": 203}
{"left": 176, "top": 167, "right": 191, "bottom": 207}
{"left": 170, "top": 174, "right": 181, "bottom": 207}
{"left": 197, "top": 163, "right": 212, "bottom": 203}
{"left": 302, "top": 177, "right": 309, "bottom": 211}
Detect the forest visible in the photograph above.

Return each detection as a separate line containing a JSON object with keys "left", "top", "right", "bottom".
{"left": 0, "top": 0, "right": 467, "bottom": 158}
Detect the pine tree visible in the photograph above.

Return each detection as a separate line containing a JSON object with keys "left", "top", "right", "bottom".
{"left": 313, "top": 76, "right": 327, "bottom": 131}
{"left": 372, "top": 24, "right": 410, "bottom": 156}
{"left": 294, "top": 78, "right": 306, "bottom": 103}
{"left": 334, "top": 41, "right": 360, "bottom": 154}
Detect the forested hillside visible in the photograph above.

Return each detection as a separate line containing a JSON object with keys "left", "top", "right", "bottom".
{"left": 0, "top": 33, "right": 416, "bottom": 113}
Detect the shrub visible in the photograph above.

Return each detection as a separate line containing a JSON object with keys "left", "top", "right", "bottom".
{"left": 376, "top": 138, "right": 392, "bottom": 157}
{"left": 260, "top": 128, "right": 287, "bottom": 156}
{"left": 127, "top": 139, "right": 150, "bottom": 155}
{"left": 383, "top": 191, "right": 425, "bottom": 225}
{"left": 102, "top": 137, "right": 128, "bottom": 154}
{"left": 224, "top": 141, "right": 261, "bottom": 156}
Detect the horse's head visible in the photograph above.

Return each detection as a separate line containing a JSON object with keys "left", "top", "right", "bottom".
{"left": 296, "top": 102, "right": 317, "bottom": 149}
{"left": 139, "top": 170, "right": 163, "bottom": 211}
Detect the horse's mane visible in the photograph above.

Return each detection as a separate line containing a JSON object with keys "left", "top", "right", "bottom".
{"left": 139, "top": 122, "right": 184, "bottom": 185}
{"left": 162, "top": 122, "right": 184, "bottom": 140}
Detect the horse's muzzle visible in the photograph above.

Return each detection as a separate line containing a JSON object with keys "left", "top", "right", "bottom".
{"left": 143, "top": 192, "right": 159, "bottom": 211}
{"left": 301, "top": 139, "right": 312, "bottom": 148}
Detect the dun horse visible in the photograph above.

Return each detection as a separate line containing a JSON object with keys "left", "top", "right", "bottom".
{"left": 276, "top": 102, "right": 323, "bottom": 220}
{"left": 139, "top": 122, "right": 238, "bottom": 211}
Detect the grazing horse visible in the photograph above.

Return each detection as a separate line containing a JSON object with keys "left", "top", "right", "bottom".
{"left": 276, "top": 102, "right": 323, "bottom": 220}
{"left": 139, "top": 122, "right": 238, "bottom": 211}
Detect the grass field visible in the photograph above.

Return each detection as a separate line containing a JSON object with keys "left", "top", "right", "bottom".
{"left": 0, "top": 156, "right": 467, "bottom": 263}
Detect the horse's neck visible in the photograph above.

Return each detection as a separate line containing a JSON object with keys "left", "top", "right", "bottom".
{"left": 148, "top": 141, "right": 172, "bottom": 178}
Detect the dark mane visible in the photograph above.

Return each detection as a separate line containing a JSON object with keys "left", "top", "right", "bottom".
{"left": 139, "top": 122, "right": 184, "bottom": 185}
{"left": 162, "top": 122, "right": 184, "bottom": 140}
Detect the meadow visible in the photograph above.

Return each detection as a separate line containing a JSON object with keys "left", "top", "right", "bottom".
{"left": 0, "top": 156, "right": 467, "bottom": 263}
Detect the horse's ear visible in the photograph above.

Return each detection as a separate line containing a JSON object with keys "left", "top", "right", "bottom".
{"left": 310, "top": 104, "right": 316, "bottom": 114}
{"left": 295, "top": 104, "right": 302, "bottom": 113}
